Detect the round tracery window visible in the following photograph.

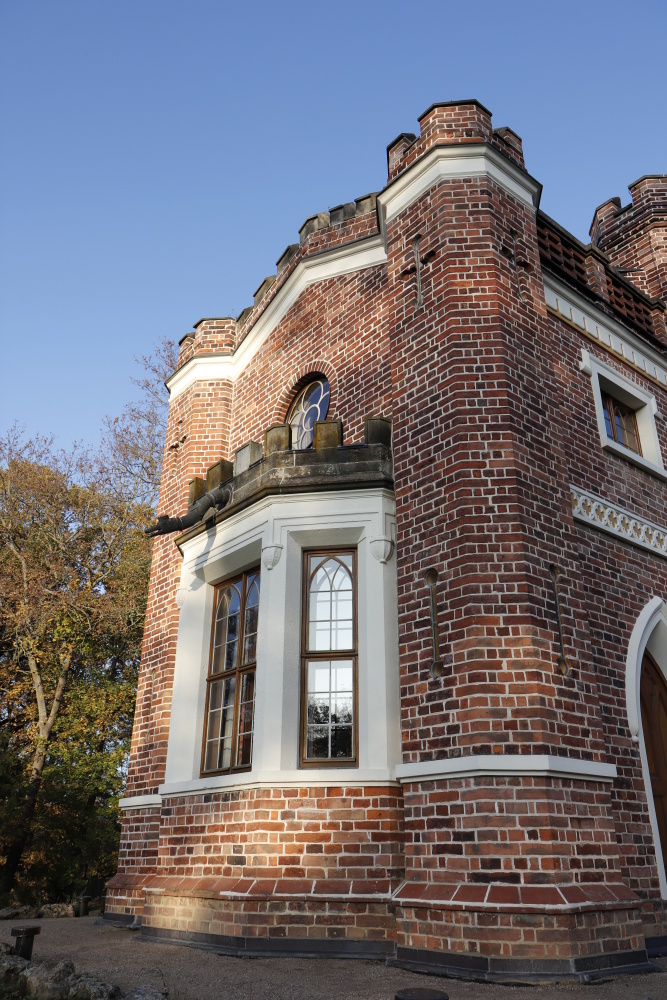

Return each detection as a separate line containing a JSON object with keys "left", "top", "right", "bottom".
{"left": 288, "top": 377, "right": 331, "bottom": 450}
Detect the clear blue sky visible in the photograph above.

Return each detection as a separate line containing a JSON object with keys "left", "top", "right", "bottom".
{"left": 1, "top": 1, "right": 665, "bottom": 449}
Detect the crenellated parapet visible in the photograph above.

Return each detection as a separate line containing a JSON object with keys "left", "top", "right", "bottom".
{"left": 177, "top": 317, "right": 236, "bottom": 365}
{"left": 539, "top": 210, "right": 667, "bottom": 347}
{"left": 386, "top": 99, "right": 526, "bottom": 183}
{"left": 590, "top": 175, "right": 667, "bottom": 306}
{"left": 173, "top": 415, "right": 393, "bottom": 548}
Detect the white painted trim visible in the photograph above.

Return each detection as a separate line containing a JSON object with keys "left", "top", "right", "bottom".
{"left": 163, "top": 488, "right": 401, "bottom": 793}
{"left": 166, "top": 236, "right": 387, "bottom": 400}
{"left": 159, "top": 770, "right": 399, "bottom": 799}
{"left": 625, "top": 597, "right": 667, "bottom": 897}
{"left": 544, "top": 273, "right": 667, "bottom": 389}
{"left": 579, "top": 348, "right": 666, "bottom": 479}
{"left": 376, "top": 143, "right": 540, "bottom": 238}
{"left": 118, "top": 794, "right": 162, "bottom": 811}
{"left": 395, "top": 754, "right": 616, "bottom": 783}
{"left": 571, "top": 485, "right": 667, "bottom": 559}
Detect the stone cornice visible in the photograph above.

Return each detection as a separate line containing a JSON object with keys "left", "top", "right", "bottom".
{"left": 166, "top": 235, "right": 387, "bottom": 400}
{"left": 544, "top": 273, "right": 667, "bottom": 388}
{"left": 395, "top": 754, "right": 616, "bottom": 783}
{"left": 376, "top": 142, "right": 541, "bottom": 239}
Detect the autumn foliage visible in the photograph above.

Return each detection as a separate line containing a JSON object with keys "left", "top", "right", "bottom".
{"left": 0, "top": 341, "right": 176, "bottom": 903}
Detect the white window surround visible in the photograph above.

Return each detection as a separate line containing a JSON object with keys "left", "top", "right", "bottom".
{"left": 625, "top": 596, "right": 667, "bottom": 898}
{"left": 580, "top": 348, "right": 667, "bottom": 481}
{"left": 156, "top": 487, "right": 401, "bottom": 798}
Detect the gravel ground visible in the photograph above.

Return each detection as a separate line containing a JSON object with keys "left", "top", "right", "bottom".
{"left": 1, "top": 916, "right": 665, "bottom": 1000}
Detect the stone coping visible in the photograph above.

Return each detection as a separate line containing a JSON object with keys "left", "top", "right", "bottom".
{"left": 176, "top": 440, "right": 393, "bottom": 548}
{"left": 392, "top": 879, "right": 641, "bottom": 913}
{"left": 106, "top": 873, "right": 641, "bottom": 915}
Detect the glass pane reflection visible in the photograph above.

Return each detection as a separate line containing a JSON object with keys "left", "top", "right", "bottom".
{"left": 289, "top": 378, "right": 331, "bottom": 451}
{"left": 211, "top": 584, "right": 241, "bottom": 674}
{"left": 308, "top": 556, "right": 353, "bottom": 651}
{"left": 305, "top": 659, "right": 353, "bottom": 760}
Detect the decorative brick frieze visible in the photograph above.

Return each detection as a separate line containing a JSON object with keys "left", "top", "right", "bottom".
{"left": 571, "top": 486, "right": 667, "bottom": 558}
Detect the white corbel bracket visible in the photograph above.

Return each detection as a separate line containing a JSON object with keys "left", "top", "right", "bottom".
{"left": 261, "top": 544, "right": 283, "bottom": 570}
{"left": 370, "top": 536, "right": 395, "bottom": 563}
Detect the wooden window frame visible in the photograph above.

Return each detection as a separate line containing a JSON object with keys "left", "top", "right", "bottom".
{"left": 299, "top": 547, "right": 358, "bottom": 768}
{"left": 287, "top": 376, "right": 331, "bottom": 451}
{"left": 200, "top": 567, "right": 260, "bottom": 777}
{"left": 602, "top": 390, "right": 643, "bottom": 456}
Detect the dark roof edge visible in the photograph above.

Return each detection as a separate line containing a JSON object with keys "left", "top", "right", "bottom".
{"left": 417, "top": 98, "right": 493, "bottom": 121}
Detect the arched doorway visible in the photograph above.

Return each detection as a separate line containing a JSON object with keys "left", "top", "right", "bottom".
{"left": 625, "top": 596, "right": 667, "bottom": 896}
{"left": 640, "top": 651, "right": 667, "bottom": 871}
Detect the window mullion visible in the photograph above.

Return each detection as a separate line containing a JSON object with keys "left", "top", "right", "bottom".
{"left": 301, "top": 549, "right": 357, "bottom": 767}
{"left": 230, "top": 571, "right": 247, "bottom": 772}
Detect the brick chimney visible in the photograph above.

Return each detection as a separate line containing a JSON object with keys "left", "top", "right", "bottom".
{"left": 590, "top": 176, "right": 667, "bottom": 304}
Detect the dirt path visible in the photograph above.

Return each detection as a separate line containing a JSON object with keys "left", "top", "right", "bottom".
{"left": 1, "top": 916, "right": 665, "bottom": 1000}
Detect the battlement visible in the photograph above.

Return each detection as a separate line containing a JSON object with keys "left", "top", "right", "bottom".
{"left": 177, "top": 317, "right": 235, "bottom": 365}
{"left": 179, "top": 416, "right": 393, "bottom": 547}
{"left": 232, "top": 192, "right": 380, "bottom": 344}
{"left": 590, "top": 175, "right": 667, "bottom": 304}
{"left": 386, "top": 99, "right": 525, "bottom": 182}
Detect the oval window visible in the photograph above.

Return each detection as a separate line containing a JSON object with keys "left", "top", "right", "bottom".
{"left": 288, "top": 377, "right": 330, "bottom": 450}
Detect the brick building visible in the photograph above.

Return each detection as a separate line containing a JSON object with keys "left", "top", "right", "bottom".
{"left": 105, "top": 100, "right": 667, "bottom": 981}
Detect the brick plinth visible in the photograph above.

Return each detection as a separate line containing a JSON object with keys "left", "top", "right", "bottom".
{"left": 104, "top": 878, "right": 153, "bottom": 923}
{"left": 142, "top": 890, "right": 395, "bottom": 957}
{"left": 393, "top": 903, "right": 649, "bottom": 980}
{"left": 106, "top": 786, "right": 404, "bottom": 922}
{"left": 104, "top": 805, "right": 161, "bottom": 921}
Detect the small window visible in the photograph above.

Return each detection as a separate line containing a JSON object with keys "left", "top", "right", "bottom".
{"left": 288, "top": 377, "right": 330, "bottom": 450}
{"left": 300, "top": 550, "right": 357, "bottom": 766}
{"left": 580, "top": 349, "right": 666, "bottom": 481}
{"left": 601, "top": 392, "right": 642, "bottom": 455}
{"left": 201, "top": 569, "right": 260, "bottom": 775}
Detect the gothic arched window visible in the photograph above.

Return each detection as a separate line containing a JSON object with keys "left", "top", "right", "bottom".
{"left": 301, "top": 550, "right": 357, "bottom": 765}
{"left": 288, "top": 376, "right": 330, "bottom": 450}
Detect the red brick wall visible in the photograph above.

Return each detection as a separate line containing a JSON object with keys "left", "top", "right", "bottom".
{"left": 229, "top": 269, "right": 391, "bottom": 453}
{"left": 385, "top": 171, "right": 605, "bottom": 765}
{"left": 545, "top": 304, "right": 667, "bottom": 915}
{"left": 156, "top": 785, "right": 404, "bottom": 891}
{"left": 590, "top": 176, "right": 667, "bottom": 307}
{"left": 402, "top": 776, "right": 625, "bottom": 886}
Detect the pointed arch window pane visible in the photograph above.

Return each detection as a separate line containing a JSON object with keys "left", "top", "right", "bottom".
{"left": 308, "top": 556, "right": 353, "bottom": 651}
{"left": 302, "top": 549, "right": 356, "bottom": 766}
{"left": 243, "top": 574, "right": 260, "bottom": 664}
{"left": 212, "top": 584, "right": 241, "bottom": 674}
{"left": 288, "top": 377, "right": 330, "bottom": 451}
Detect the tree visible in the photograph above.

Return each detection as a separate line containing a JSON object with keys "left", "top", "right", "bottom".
{"left": 98, "top": 337, "right": 178, "bottom": 509}
{"left": 0, "top": 429, "right": 154, "bottom": 898}
{"left": 0, "top": 339, "right": 176, "bottom": 901}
